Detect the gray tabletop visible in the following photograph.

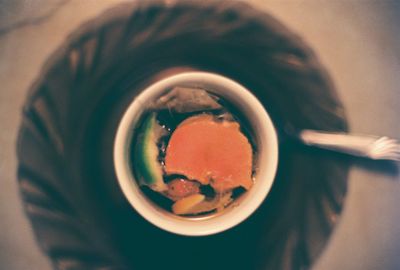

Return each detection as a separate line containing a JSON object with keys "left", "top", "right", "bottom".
{"left": 1, "top": 1, "right": 399, "bottom": 269}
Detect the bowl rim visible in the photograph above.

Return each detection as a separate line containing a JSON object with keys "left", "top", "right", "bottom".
{"left": 113, "top": 71, "right": 279, "bottom": 236}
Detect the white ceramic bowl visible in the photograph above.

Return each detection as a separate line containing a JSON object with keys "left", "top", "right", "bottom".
{"left": 114, "top": 72, "right": 278, "bottom": 236}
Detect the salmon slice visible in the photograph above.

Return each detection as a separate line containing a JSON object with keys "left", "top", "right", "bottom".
{"left": 165, "top": 114, "right": 253, "bottom": 193}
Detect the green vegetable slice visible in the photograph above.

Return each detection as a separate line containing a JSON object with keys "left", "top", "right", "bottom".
{"left": 133, "top": 113, "right": 167, "bottom": 192}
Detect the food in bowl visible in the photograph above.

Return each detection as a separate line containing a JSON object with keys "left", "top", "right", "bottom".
{"left": 131, "top": 86, "right": 257, "bottom": 216}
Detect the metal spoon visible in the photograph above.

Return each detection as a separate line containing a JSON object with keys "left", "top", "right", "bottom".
{"left": 298, "top": 130, "right": 400, "bottom": 161}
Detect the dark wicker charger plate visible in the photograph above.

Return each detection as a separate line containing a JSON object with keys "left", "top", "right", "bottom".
{"left": 16, "top": 1, "right": 349, "bottom": 269}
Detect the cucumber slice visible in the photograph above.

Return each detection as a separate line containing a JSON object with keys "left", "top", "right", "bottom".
{"left": 133, "top": 113, "right": 167, "bottom": 192}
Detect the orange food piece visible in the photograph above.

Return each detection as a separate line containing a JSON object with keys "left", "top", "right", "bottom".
{"left": 167, "top": 178, "right": 200, "bottom": 201}
{"left": 165, "top": 114, "right": 253, "bottom": 192}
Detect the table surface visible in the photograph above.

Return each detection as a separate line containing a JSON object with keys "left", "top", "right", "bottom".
{"left": 1, "top": 1, "right": 399, "bottom": 269}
